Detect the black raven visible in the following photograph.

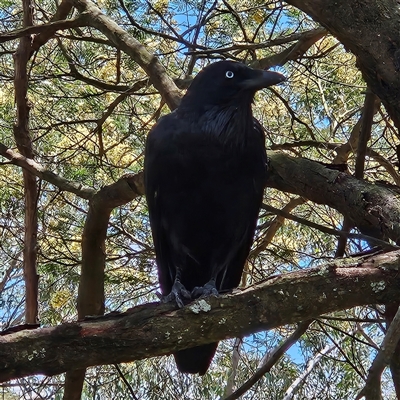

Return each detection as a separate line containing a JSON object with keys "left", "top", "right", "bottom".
{"left": 144, "top": 61, "right": 285, "bottom": 375}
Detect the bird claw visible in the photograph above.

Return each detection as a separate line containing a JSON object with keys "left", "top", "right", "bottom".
{"left": 160, "top": 281, "right": 191, "bottom": 308}
{"left": 191, "top": 281, "right": 219, "bottom": 299}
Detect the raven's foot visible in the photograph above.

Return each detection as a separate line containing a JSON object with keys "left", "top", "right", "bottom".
{"left": 159, "top": 281, "right": 191, "bottom": 308}
{"left": 191, "top": 280, "right": 219, "bottom": 299}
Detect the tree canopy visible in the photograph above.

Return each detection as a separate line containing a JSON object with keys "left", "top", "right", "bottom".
{"left": 1, "top": 0, "right": 400, "bottom": 399}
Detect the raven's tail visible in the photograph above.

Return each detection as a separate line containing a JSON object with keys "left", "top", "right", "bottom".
{"left": 173, "top": 342, "right": 218, "bottom": 375}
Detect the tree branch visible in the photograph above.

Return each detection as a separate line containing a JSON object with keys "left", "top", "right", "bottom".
{"left": 7, "top": 141, "right": 400, "bottom": 247}
{"left": 355, "top": 89, "right": 378, "bottom": 179}
{"left": 0, "top": 14, "right": 86, "bottom": 44}
{"left": 186, "top": 27, "right": 327, "bottom": 57}
{"left": 0, "top": 143, "right": 96, "bottom": 200}
{"left": 261, "top": 203, "right": 397, "bottom": 250}
{"left": 249, "top": 27, "right": 327, "bottom": 69}
{"left": 4, "top": 142, "right": 400, "bottom": 247}
{"left": 337, "top": 90, "right": 379, "bottom": 256}
{"left": 73, "top": 0, "right": 182, "bottom": 110}
{"left": 13, "top": 0, "right": 38, "bottom": 325}
{"left": 1, "top": 250, "right": 400, "bottom": 382}
{"left": 266, "top": 151, "right": 400, "bottom": 243}
{"left": 270, "top": 140, "right": 400, "bottom": 186}
{"left": 72, "top": 171, "right": 145, "bottom": 398}
{"left": 251, "top": 197, "right": 306, "bottom": 257}
{"left": 283, "top": 340, "right": 339, "bottom": 400}
{"left": 31, "top": 0, "right": 74, "bottom": 52}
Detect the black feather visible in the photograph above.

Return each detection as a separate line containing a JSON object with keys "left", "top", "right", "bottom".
{"left": 144, "top": 61, "right": 285, "bottom": 374}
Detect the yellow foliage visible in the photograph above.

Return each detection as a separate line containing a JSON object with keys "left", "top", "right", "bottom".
{"left": 152, "top": 0, "right": 169, "bottom": 14}
{"left": 314, "top": 37, "right": 359, "bottom": 85}
{"left": 0, "top": 86, "right": 14, "bottom": 106}
{"left": 252, "top": 10, "right": 265, "bottom": 24}
{"left": 205, "top": 20, "right": 220, "bottom": 35}
{"left": 50, "top": 289, "right": 72, "bottom": 309}
{"left": 97, "top": 60, "right": 118, "bottom": 82}
{"left": 107, "top": 266, "right": 152, "bottom": 285}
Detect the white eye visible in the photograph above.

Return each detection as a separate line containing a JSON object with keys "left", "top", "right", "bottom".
{"left": 225, "top": 70, "right": 234, "bottom": 79}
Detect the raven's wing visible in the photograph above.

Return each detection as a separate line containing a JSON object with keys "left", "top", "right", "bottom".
{"left": 144, "top": 113, "right": 181, "bottom": 295}
{"left": 212, "top": 118, "right": 267, "bottom": 290}
{"left": 145, "top": 113, "right": 207, "bottom": 294}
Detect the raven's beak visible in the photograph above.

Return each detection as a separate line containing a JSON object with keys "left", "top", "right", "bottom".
{"left": 242, "top": 69, "right": 286, "bottom": 90}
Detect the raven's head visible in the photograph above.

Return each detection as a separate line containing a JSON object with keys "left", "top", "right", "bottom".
{"left": 180, "top": 61, "right": 286, "bottom": 110}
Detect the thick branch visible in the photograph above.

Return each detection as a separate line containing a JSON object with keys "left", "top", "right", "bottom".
{"left": 78, "top": 172, "right": 144, "bottom": 318}
{"left": 1, "top": 250, "right": 400, "bottom": 382}
{"left": 6, "top": 144, "right": 400, "bottom": 245}
{"left": 266, "top": 151, "right": 400, "bottom": 243}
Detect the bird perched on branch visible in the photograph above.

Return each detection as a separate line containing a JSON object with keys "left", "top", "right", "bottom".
{"left": 144, "top": 61, "right": 285, "bottom": 375}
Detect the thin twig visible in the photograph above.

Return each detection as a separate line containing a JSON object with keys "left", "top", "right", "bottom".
{"left": 222, "top": 321, "right": 312, "bottom": 400}
{"left": 114, "top": 364, "right": 139, "bottom": 400}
